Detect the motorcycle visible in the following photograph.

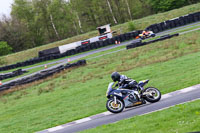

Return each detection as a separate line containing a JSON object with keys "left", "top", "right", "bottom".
{"left": 106, "top": 79, "right": 161, "bottom": 113}
{"left": 136, "top": 31, "right": 156, "bottom": 40}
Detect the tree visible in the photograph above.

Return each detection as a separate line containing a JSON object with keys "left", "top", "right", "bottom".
{"left": 148, "top": 0, "right": 198, "bottom": 12}
{"left": 0, "top": 15, "right": 32, "bottom": 52}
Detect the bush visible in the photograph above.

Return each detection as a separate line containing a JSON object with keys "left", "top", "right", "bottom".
{"left": 128, "top": 21, "right": 136, "bottom": 31}
{"left": 148, "top": 0, "right": 196, "bottom": 12}
{"left": 0, "top": 41, "right": 12, "bottom": 56}
{"left": 0, "top": 58, "right": 7, "bottom": 65}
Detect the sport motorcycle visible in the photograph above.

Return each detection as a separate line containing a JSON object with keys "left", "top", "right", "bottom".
{"left": 106, "top": 80, "right": 161, "bottom": 113}
{"left": 136, "top": 31, "right": 156, "bottom": 40}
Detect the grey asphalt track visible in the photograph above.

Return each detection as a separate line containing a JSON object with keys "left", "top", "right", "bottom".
{"left": 2, "top": 21, "right": 200, "bottom": 86}
{"left": 38, "top": 84, "right": 200, "bottom": 133}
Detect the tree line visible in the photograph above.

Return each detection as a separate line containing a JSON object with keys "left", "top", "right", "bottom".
{"left": 0, "top": 0, "right": 199, "bottom": 55}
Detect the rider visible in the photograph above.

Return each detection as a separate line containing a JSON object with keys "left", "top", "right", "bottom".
{"left": 142, "top": 30, "right": 150, "bottom": 36}
{"left": 111, "top": 72, "right": 146, "bottom": 103}
{"left": 111, "top": 72, "right": 138, "bottom": 90}
{"left": 111, "top": 72, "right": 142, "bottom": 101}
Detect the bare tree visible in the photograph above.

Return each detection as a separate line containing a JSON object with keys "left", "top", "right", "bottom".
{"left": 106, "top": 0, "right": 118, "bottom": 24}
{"left": 76, "top": 12, "right": 83, "bottom": 33}
{"left": 50, "top": 14, "right": 60, "bottom": 39}
{"left": 124, "top": 0, "right": 132, "bottom": 20}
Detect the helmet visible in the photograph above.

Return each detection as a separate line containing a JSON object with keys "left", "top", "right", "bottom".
{"left": 111, "top": 72, "right": 121, "bottom": 82}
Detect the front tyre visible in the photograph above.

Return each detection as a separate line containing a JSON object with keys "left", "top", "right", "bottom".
{"left": 143, "top": 87, "right": 161, "bottom": 103}
{"left": 106, "top": 98, "right": 125, "bottom": 113}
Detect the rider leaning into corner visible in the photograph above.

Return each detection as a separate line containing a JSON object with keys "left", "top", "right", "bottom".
{"left": 111, "top": 72, "right": 141, "bottom": 99}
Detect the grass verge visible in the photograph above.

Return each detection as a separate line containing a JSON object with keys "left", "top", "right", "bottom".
{"left": 81, "top": 99, "right": 200, "bottom": 133}
{"left": 0, "top": 29, "right": 199, "bottom": 132}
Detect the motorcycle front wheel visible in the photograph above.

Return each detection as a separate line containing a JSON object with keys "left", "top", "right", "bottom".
{"left": 143, "top": 87, "right": 161, "bottom": 103}
{"left": 106, "top": 98, "right": 125, "bottom": 113}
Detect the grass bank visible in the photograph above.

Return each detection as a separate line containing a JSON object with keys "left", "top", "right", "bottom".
{"left": 0, "top": 3, "right": 200, "bottom": 66}
{"left": 82, "top": 99, "right": 200, "bottom": 133}
{"left": 0, "top": 30, "right": 199, "bottom": 132}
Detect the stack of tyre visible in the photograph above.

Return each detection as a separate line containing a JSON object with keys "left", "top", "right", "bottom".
{"left": 0, "top": 69, "right": 27, "bottom": 80}
{"left": 0, "top": 30, "right": 142, "bottom": 72}
{"left": 145, "top": 12, "right": 200, "bottom": 33}
{"left": 39, "top": 30, "right": 143, "bottom": 57}
{"left": 126, "top": 33, "right": 179, "bottom": 49}
{"left": 75, "top": 30, "right": 142, "bottom": 53}
{"left": 0, "top": 60, "right": 86, "bottom": 92}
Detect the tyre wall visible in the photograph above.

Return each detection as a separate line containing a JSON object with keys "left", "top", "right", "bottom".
{"left": 0, "top": 60, "right": 86, "bottom": 92}
{"left": 1, "top": 11, "right": 199, "bottom": 72}
{"left": 145, "top": 12, "right": 200, "bottom": 33}
{"left": 0, "top": 69, "right": 28, "bottom": 80}
{"left": 126, "top": 33, "right": 179, "bottom": 50}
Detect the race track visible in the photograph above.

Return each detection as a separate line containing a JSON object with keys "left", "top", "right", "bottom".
{"left": 38, "top": 84, "right": 200, "bottom": 133}
{"left": 1, "top": 20, "right": 199, "bottom": 133}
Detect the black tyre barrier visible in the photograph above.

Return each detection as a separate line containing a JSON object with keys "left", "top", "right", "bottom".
{"left": 124, "top": 32, "right": 132, "bottom": 40}
{"left": 75, "top": 46, "right": 82, "bottom": 53}
{"left": 129, "top": 30, "right": 143, "bottom": 38}
{"left": 0, "top": 69, "right": 28, "bottom": 81}
{"left": 104, "top": 38, "right": 111, "bottom": 46}
{"left": 39, "top": 47, "right": 60, "bottom": 57}
{"left": 119, "top": 34, "right": 126, "bottom": 42}
{"left": 98, "top": 41, "right": 104, "bottom": 47}
{"left": 0, "top": 29, "right": 142, "bottom": 72}
{"left": 145, "top": 11, "right": 200, "bottom": 33}
{"left": 103, "top": 39, "right": 109, "bottom": 46}
{"left": 170, "top": 33, "right": 179, "bottom": 37}
{"left": 126, "top": 40, "right": 142, "bottom": 49}
{"left": 109, "top": 37, "right": 115, "bottom": 44}
{"left": 160, "top": 34, "right": 171, "bottom": 39}
{"left": 0, "top": 60, "right": 87, "bottom": 92}
{"left": 113, "top": 36, "right": 120, "bottom": 42}
{"left": 126, "top": 33, "right": 179, "bottom": 50}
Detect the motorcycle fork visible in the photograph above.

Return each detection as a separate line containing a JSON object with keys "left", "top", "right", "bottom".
{"left": 138, "top": 86, "right": 144, "bottom": 94}
{"left": 114, "top": 96, "right": 117, "bottom": 104}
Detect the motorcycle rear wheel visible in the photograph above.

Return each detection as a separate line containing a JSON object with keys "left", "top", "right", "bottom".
{"left": 106, "top": 98, "right": 125, "bottom": 113}
{"left": 143, "top": 87, "right": 161, "bottom": 103}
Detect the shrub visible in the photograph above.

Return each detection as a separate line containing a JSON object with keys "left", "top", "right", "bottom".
{"left": 0, "top": 41, "right": 13, "bottom": 56}
{"left": 128, "top": 21, "right": 136, "bottom": 31}
{"left": 0, "top": 58, "right": 7, "bottom": 65}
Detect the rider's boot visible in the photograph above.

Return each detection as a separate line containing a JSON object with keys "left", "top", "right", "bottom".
{"left": 141, "top": 98, "right": 146, "bottom": 104}
{"left": 134, "top": 90, "right": 146, "bottom": 104}
{"left": 134, "top": 91, "right": 141, "bottom": 100}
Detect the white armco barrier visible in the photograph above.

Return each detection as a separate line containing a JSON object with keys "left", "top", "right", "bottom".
{"left": 58, "top": 33, "right": 113, "bottom": 54}
{"left": 58, "top": 41, "right": 81, "bottom": 54}
{"left": 89, "top": 36, "right": 99, "bottom": 43}
{"left": 98, "top": 33, "right": 112, "bottom": 40}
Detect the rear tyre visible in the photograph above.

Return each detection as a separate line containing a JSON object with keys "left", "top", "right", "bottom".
{"left": 143, "top": 87, "right": 161, "bottom": 103}
{"left": 106, "top": 98, "right": 125, "bottom": 113}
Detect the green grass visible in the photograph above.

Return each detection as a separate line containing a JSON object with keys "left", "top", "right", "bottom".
{"left": 81, "top": 99, "right": 200, "bottom": 133}
{"left": 0, "top": 3, "right": 200, "bottom": 66}
{"left": 0, "top": 29, "right": 199, "bottom": 132}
